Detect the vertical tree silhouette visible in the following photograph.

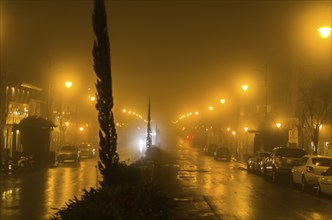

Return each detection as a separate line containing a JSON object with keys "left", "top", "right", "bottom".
{"left": 92, "top": 0, "right": 118, "bottom": 187}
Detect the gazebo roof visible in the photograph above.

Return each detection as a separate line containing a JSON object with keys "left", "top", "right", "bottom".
{"left": 16, "top": 115, "right": 57, "bottom": 129}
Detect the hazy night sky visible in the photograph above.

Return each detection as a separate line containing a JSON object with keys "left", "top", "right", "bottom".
{"left": 1, "top": 0, "right": 331, "bottom": 126}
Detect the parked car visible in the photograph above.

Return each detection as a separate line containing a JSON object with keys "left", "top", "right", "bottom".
{"left": 291, "top": 155, "right": 332, "bottom": 191}
{"left": 262, "top": 147, "right": 307, "bottom": 183}
{"left": 247, "top": 151, "right": 270, "bottom": 173}
{"left": 214, "top": 147, "right": 231, "bottom": 161}
{"left": 203, "top": 144, "right": 218, "bottom": 156}
{"left": 316, "top": 166, "right": 332, "bottom": 196}
{"left": 57, "top": 145, "right": 81, "bottom": 163}
{"left": 78, "top": 143, "right": 96, "bottom": 158}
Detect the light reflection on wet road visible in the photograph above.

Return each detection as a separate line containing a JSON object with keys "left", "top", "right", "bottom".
{"left": 0, "top": 138, "right": 332, "bottom": 220}
{"left": 0, "top": 159, "right": 99, "bottom": 220}
{"left": 161, "top": 139, "right": 332, "bottom": 219}
{"left": 0, "top": 145, "right": 140, "bottom": 220}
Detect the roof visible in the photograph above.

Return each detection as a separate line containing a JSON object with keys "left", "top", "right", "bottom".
{"left": 16, "top": 115, "right": 57, "bottom": 129}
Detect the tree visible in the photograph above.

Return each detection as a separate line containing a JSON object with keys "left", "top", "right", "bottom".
{"left": 298, "top": 77, "right": 331, "bottom": 155}
{"left": 92, "top": 0, "right": 118, "bottom": 187}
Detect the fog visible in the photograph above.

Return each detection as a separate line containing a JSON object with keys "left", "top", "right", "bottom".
{"left": 1, "top": 0, "right": 331, "bottom": 128}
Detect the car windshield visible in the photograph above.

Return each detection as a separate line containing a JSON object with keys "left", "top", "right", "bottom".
{"left": 277, "top": 148, "right": 306, "bottom": 158}
{"left": 61, "top": 146, "right": 76, "bottom": 151}
{"left": 79, "top": 144, "right": 91, "bottom": 150}
{"left": 311, "top": 158, "right": 332, "bottom": 167}
{"left": 218, "top": 148, "right": 229, "bottom": 153}
{"left": 259, "top": 153, "right": 270, "bottom": 157}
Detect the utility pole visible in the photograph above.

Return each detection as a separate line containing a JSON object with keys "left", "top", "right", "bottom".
{"left": 146, "top": 98, "right": 152, "bottom": 150}
{"left": 155, "top": 123, "right": 158, "bottom": 146}
{"left": 264, "top": 62, "right": 268, "bottom": 122}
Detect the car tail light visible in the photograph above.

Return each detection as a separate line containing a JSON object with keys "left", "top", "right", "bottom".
{"left": 306, "top": 166, "right": 314, "bottom": 173}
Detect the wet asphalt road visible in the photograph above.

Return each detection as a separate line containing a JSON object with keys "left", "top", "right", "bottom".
{"left": 160, "top": 139, "right": 332, "bottom": 220}
{"left": 0, "top": 139, "right": 331, "bottom": 220}
{"left": 0, "top": 158, "right": 100, "bottom": 220}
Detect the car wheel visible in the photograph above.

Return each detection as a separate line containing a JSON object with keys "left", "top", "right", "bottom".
{"left": 316, "top": 183, "right": 322, "bottom": 196}
{"left": 301, "top": 176, "right": 308, "bottom": 192}
{"left": 263, "top": 167, "right": 269, "bottom": 181}
{"left": 258, "top": 167, "right": 264, "bottom": 176}
{"left": 291, "top": 175, "right": 298, "bottom": 188}
{"left": 272, "top": 168, "right": 278, "bottom": 183}
{"left": 247, "top": 163, "right": 251, "bottom": 172}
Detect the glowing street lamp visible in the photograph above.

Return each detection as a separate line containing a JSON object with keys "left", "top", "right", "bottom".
{"left": 244, "top": 127, "right": 248, "bottom": 132}
{"left": 209, "top": 106, "right": 214, "bottom": 111}
{"left": 276, "top": 123, "right": 281, "bottom": 128}
{"left": 65, "top": 81, "right": 73, "bottom": 88}
{"left": 318, "top": 26, "right": 332, "bottom": 39}
{"left": 220, "top": 99, "right": 226, "bottom": 104}
{"left": 242, "top": 84, "right": 249, "bottom": 91}
{"left": 89, "top": 96, "right": 95, "bottom": 102}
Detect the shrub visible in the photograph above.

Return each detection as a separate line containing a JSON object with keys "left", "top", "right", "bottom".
{"left": 50, "top": 160, "right": 170, "bottom": 220}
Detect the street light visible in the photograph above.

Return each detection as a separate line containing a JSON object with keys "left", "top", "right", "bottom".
{"left": 241, "top": 84, "right": 249, "bottom": 91}
{"left": 276, "top": 122, "right": 281, "bottom": 128}
{"left": 317, "top": 26, "right": 332, "bottom": 39}
{"left": 65, "top": 81, "right": 73, "bottom": 88}
{"left": 89, "top": 96, "right": 95, "bottom": 102}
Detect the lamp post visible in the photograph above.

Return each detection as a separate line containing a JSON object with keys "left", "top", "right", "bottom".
{"left": 244, "top": 127, "right": 249, "bottom": 160}
{"left": 231, "top": 131, "right": 237, "bottom": 159}
{"left": 59, "top": 80, "right": 75, "bottom": 146}
{"left": 317, "top": 26, "right": 332, "bottom": 39}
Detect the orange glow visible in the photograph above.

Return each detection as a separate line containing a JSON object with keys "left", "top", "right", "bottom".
{"left": 65, "top": 81, "right": 72, "bottom": 88}
{"left": 89, "top": 96, "right": 95, "bottom": 101}
{"left": 318, "top": 26, "right": 332, "bottom": 38}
